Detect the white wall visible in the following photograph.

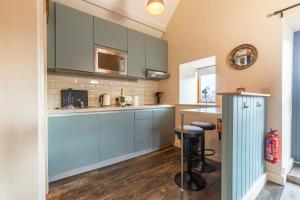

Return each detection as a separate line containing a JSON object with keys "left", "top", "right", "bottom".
{"left": 0, "top": 1, "right": 46, "bottom": 199}
{"left": 179, "top": 64, "right": 197, "bottom": 104}
{"left": 280, "top": 19, "right": 294, "bottom": 179}
{"left": 179, "top": 56, "right": 216, "bottom": 104}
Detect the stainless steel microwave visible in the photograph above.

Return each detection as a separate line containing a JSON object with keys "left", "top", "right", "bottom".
{"left": 94, "top": 47, "right": 127, "bottom": 76}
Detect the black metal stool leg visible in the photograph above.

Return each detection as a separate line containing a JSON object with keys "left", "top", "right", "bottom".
{"left": 194, "top": 132, "right": 217, "bottom": 173}
{"left": 174, "top": 138, "right": 206, "bottom": 191}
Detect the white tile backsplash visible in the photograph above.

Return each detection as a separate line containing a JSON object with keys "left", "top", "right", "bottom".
{"left": 47, "top": 74, "right": 159, "bottom": 109}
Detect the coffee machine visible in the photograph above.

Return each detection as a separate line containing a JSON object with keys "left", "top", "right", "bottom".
{"left": 154, "top": 91, "right": 163, "bottom": 105}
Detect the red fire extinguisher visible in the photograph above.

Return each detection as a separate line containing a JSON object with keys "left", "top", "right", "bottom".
{"left": 265, "top": 129, "right": 280, "bottom": 164}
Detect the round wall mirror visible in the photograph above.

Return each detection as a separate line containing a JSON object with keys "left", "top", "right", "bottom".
{"left": 228, "top": 44, "right": 258, "bottom": 70}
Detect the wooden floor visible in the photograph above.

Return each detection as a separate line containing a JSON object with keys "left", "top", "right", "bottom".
{"left": 47, "top": 147, "right": 221, "bottom": 200}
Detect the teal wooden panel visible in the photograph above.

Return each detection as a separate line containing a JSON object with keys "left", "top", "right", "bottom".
{"left": 222, "top": 96, "right": 267, "bottom": 200}
{"left": 236, "top": 96, "right": 243, "bottom": 199}
{"left": 135, "top": 110, "right": 153, "bottom": 120}
{"left": 48, "top": 114, "right": 100, "bottom": 176}
{"left": 152, "top": 108, "right": 175, "bottom": 148}
{"left": 55, "top": 3, "right": 94, "bottom": 72}
{"left": 47, "top": 1, "right": 55, "bottom": 68}
{"left": 128, "top": 29, "right": 146, "bottom": 78}
{"left": 146, "top": 35, "right": 168, "bottom": 72}
{"left": 99, "top": 111, "right": 134, "bottom": 161}
{"left": 221, "top": 96, "right": 229, "bottom": 200}
{"left": 94, "top": 17, "right": 128, "bottom": 51}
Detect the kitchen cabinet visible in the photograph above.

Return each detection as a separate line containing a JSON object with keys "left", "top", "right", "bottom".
{"left": 128, "top": 29, "right": 146, "bottom": 78}
{"left": 55, "top": 3, "right": 94, "bottom": 72}
{"left": 99, "top": 111, "right": 134, "bottom": 161}
{"left": 146, "top": 35, "right": 168, "bottom": 72}
{"left": 48, "top": 114, "right": 100, "bottom": 177}
{"left": 47, "top": 1, "right": 55, "bottom": 68}
{"left": 152, "top": 108, "right": 175, "bottom": 148}
{"left": 134, "top": 110, "right": 153, "bottom": 151}
{"left": 94, "top": 17, "right": 128, "bottom": 51}
{"left": 48, "top": 108, "right": 174, "bottom": 180}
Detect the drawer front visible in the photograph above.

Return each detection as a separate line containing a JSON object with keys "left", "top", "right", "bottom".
{"left": 135, "top": 110, "right": 153, "bottom": 120}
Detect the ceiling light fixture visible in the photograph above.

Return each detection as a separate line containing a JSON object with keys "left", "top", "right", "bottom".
{"left": 146, "top": 0, "right": 165, "bottom": 16}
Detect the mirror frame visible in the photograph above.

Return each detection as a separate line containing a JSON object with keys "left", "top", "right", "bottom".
{"left": 228, "top": 44, "right": 258, "bottom": 70}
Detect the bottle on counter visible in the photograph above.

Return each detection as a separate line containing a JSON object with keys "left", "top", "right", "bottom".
{"left": 120, "top": 88, "right": 126, "bottom": 107}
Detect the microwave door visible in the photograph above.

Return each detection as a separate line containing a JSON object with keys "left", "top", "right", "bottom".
{"left": 96, "top": 52, "right": 120, "bottom": 74}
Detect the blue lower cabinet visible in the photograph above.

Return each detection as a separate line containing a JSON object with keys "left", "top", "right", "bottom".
{"left": 99, "top": 111, "right": 135, "bottom": 161}
{"left": 134, "top": 110, "right": 153, "bottom": 152}
{"left": 48, "top": 108, "right": 175, "bottom": 180}
{"left": 153, "top": 109, "right": 175, "bottom": 148}
{"left": 48, "top": 114, "right": 100, "bottom": 177}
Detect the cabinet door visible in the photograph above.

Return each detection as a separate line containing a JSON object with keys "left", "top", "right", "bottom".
{"left": 94, "top": 17, "right": 128, "bottom": 51}
{"left": 152, "top": 109, "right": 175, "bottom": 148}
{"left": 55, "top": 3, "right": 93, "bottom": 72}
{"left": 47, "top": 1, "right": 55, "bottom": 68}
{"left": 135, "top": 110, "right": 153, "bottom": 152}
{"left": 48, "top": 114, "right": 100, "bottom": 177}
{"left": 146, "top": 35, "right": 168, "bottom": 72}
{"left": 128, "top": 29, "right": 146, "bottom": 78}
{"left": 100, "top": 111, "right": 134, "bottom": 161}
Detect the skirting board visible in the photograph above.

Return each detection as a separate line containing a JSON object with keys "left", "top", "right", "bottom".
{"left": 267, "top": 158, "right": 294, "bottom": 185}
{"left": 49, "top": 146, "right": 170, "bottom": 182}
{"left": 242, "top": 173, "right": 267, "bottom": 200}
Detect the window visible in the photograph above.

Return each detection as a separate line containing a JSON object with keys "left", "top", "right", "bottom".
{"left": 197, "top": 66, "right": 216, "bottom": 103}
{"left": 179, "top": 56, "right": 216, "bottom": 104}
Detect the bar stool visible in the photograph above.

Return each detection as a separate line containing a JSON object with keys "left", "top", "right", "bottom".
{"left": 174, "top": 125, "right": 206, "bottom": 191}
{"left": 191, "top": 121, "right": 217, "bottom": 173}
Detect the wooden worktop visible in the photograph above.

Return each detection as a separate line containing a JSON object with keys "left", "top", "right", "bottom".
{"left": 216, "top": 91, "right": 271, "bottom": 97}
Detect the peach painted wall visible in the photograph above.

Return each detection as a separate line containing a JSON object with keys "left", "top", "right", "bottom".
{"left": 160, "top": 0, "right": 300, "bottom": 183}
{"left": 0, "top": 0, "right": 45, "bottom": 199}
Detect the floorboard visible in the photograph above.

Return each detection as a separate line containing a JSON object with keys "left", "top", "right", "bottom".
{"left": 47, "top": 147, "right": 221, "bottom": 200}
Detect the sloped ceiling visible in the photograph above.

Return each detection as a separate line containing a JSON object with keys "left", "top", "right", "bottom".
{"left": 83, "top": 0, "right": 180, "bottom": 31}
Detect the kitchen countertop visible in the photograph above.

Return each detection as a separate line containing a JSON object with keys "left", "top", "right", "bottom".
{"left": 217, "top": 91, "right": 271, "bottom": 97}
{"left": 48, "top": 104, "right": 175, "bottom": 116}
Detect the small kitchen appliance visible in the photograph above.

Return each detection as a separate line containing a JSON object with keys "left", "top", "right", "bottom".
{"left": 94, "top": 46, "right": 127, "bottom": 76}
{"left": 155, "top": 91, "right": 164, "bottom": 105}
{"left": 61, "top": 89, "right": 88, "bottom": 109}
{"left": 99, "top": 93, "right": 111, "bottom": 107}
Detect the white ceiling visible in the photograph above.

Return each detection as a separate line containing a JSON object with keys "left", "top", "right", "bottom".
{"left": 83, "top": 0, "right": 180, "bottom": 31}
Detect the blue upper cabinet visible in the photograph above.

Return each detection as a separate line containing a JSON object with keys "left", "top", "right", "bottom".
{"left": 47, "top": 1, "right": 55, "bottom": 69}
{"left": 146, "top": 35, "right": 168, "bottom": 72}
{"left": 55, "top": 3, "right": 94, "bottom": 72}
{"left": 94, "top": 17, "right": 128, "bottom": 51}
{"left": 128, "top": 29, "right": 146, "bottom": 78}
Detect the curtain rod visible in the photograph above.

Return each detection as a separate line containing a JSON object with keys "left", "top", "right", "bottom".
{"left": 269, "top": 3, "right": 300, "bottom": 18}
{"left": 82, "top": 0, "right": 165, "bottom": 33}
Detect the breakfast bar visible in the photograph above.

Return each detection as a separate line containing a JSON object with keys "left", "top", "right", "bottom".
{"left": 178, "top": 92, "right": 270, "bottom": 199}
